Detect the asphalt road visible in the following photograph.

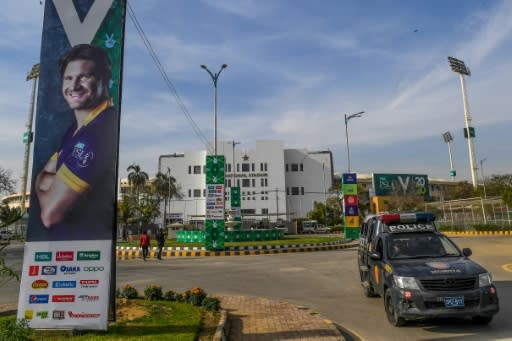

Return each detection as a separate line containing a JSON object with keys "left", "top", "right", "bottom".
{"left": 2, "top": 237, "right": 512, "bottom": 340}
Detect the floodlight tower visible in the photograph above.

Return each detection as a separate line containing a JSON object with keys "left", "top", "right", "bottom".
{"left": 448, "top": 56, "right": 478, "bottom": 190}
{"left": 442, "top": 132, "right": 456, "bottom": 181}
{"left": 21, "top": 63, "right": 40, "bottom": 213}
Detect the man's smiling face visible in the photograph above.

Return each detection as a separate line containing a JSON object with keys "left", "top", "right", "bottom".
{"left": 62, "top": 59, "right": 103, "bottom": 110}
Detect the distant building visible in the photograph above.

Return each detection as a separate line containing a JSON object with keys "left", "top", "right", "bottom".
{"left": 156, "top": 140, "right": 333, "bottom": 227}
{"left": 1, "top": 192, "right": 29, "bottom": 210}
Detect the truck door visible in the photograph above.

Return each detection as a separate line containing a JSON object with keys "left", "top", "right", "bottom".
{"left": 368, "top": 236, "right": 385, "bottom": 296}
{"left": 359, "top": 218, "right": 376, "bottom": 283}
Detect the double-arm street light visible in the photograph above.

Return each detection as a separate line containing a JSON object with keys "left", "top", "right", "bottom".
{"left": 200, "top": 64, "right": 228, "bottom": 156}
{"left": 344, "top": 111, "right": 364, "bottom": 173}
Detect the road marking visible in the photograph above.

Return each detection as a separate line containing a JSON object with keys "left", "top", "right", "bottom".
{"left": 502, "top": 264, "right": 512, "bottom": 272}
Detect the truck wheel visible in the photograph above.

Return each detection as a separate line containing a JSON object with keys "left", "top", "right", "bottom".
{"left": 385, "top": 289, "right": 405, "bottom": 327}
{"left": 472, "top": 315, "right": 493, "bottom": 325}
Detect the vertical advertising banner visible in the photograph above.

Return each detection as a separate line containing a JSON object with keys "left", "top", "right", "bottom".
{"left": 342, "top": 173, "right": 360, "bottom": 239}
{"left": 205, "top": 156, "right": 225, "bottom": 250}
{"left": 18, "top": 0, "right": 126, "bottom": 331}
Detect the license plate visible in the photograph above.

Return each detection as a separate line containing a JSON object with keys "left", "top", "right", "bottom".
{"left": 444, "top": 296, "right": 464, "bottom": 308}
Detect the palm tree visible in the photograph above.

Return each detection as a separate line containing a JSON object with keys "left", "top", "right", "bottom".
{"left": 117, "top": 196, "right": 135, "bottom": 241}
{"left": 153, "top": 170, "right": 182, "bottom": 226}
{"left": 127, "top": 163, "right": 149, "bottom": 203}
{"left": 126, "top": 163, "right": 149, "bottom": 233}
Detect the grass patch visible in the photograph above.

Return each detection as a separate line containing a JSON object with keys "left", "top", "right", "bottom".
{"left": 117, "top": 235, "right": 344, "bottom": 249}
{"left": 0, "top": 299, "right": 215, "bottom": 341}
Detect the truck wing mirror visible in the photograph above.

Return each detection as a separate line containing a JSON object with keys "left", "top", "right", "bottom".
{"left": 462, "top": 248, "right": 472, "bottom": 257}
{"left": 369, "top": 252, "right": 382, "bottom": 260}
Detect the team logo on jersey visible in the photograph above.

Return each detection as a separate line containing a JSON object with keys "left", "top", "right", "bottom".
{"left": 72, "top": 142, "right": 94, "bottom": 168}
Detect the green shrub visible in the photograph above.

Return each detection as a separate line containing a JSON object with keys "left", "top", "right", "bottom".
{"left": 188, "top": 287, "right": 207, "bottom": 306}
{"left": 201, "top": 297, "right": 221, "bottom": 312}
{"left": 120, "top": 284, "right": 139, "bottom": 299}
{"left": 144, "top": 285, "right": 163, "bottom": 301}
{"left": 0, "top": 318, "right": 31, "bottom": 341}
{"left": 176, "top": 290, "right": 191, "bottom": 303}
{"left": 330, "top": 225, "right": 344, "bottom": 232}
{"left": 164, "top": 290, "right": 177, "bottom": 301}
{"left": 438, "top": 225, "right": 465, "bottom": 232}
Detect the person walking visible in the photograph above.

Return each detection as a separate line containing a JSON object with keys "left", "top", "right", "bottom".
{"left": 140, "top": 230, "right": 150, "bottom": 261}
{"left": 156, "top": 228, "right": 165, "bottom": 260}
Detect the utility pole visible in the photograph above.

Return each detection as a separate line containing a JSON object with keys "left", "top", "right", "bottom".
{"left": 230, "top": 140, "right": 240, "bottom": 185}
{"left": 21, "top": 64, "right": 40, "bottom": 213}
{"left": 275, "top": 187, "right": 279, "bottom": 223}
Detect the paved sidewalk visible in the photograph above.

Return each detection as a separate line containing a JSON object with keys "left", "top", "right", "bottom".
{"left": 219, "top": 295, "right": 344, "bottom": 341}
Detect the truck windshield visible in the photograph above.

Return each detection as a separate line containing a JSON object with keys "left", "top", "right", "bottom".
{"left": 387, "top": 234, "right": 461, "bottom": 259}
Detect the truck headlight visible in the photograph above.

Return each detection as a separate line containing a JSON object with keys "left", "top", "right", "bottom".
{"left": 479, "top": 273, "right": 492, "bottom": 287}
{"left": 393, "top": 276, "right": 419, "bottom": 290}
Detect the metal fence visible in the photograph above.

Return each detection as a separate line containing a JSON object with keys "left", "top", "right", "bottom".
{"left": 425, "top": 196, "right": 512, "bottom": 229}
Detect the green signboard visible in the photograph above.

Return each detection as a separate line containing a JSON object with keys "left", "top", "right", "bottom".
{"left": 372, "top": 173, "right": 429, "bottom": 197}
{"left": 205, "top": 156, "right": 225, "bottom": 250}
{"left": 230, "top": 186, "right": 241, "bottom": 229}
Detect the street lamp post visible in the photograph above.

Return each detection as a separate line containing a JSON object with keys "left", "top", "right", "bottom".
{"left": 344, "top": 111, "right": 364, "bottom": 173}
{"left": 230, "top": 140, "right": 240, "bottom": 186}
{"left": 448, "top": 56, "right": 478, "bottom": 190}
{"left": 442, "top": 131, "right": 456, "bottom": 181}
{"left": 200, "top": 64, "right": 228, "bottom": 156}
{"left": 480, "top": 158, "right": 487, "bottom": 198}
{"left": 21, "top": 63, "right": 40, "bottom": 213}
{"left": 163, "top": 167, "right": 171, "bottom": 227}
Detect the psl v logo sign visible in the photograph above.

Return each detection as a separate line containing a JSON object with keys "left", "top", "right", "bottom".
{"left": 397, "top": 176, "right": 410, "bottom": 194}
{"left": 53, "top": 0, "right": 114, "bottom": 46}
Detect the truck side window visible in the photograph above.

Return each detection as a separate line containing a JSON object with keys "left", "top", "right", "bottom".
{"left": 361, "top": 223, "right": 367, "bottom": 237}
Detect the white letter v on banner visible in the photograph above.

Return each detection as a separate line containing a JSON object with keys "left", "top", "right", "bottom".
{"left": 53, "top": 0, "right": 114, "bottom": 46}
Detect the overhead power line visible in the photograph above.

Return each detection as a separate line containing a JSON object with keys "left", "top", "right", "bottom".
{"left": 126, "top": 2, "right": 214, "bottom": 153}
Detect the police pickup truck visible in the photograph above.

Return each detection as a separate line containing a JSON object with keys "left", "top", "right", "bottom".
{"left": 358, "top": 212, "right": 499, "bottom": 326}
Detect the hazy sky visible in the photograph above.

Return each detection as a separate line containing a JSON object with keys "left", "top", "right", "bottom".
{"left": 1, "top": 0, "right": 511, "bottom": 192}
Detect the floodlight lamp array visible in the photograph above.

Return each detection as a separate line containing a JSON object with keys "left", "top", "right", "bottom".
{"left": 448, "top": 56, "right": 470, "bottom": 76}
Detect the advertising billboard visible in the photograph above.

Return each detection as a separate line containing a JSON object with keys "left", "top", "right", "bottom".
{"left": 18, "top": 0, "right": 126, "bottom": 331}
{"left": 372, "top": 173, "right": 429, "bottom": 197}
